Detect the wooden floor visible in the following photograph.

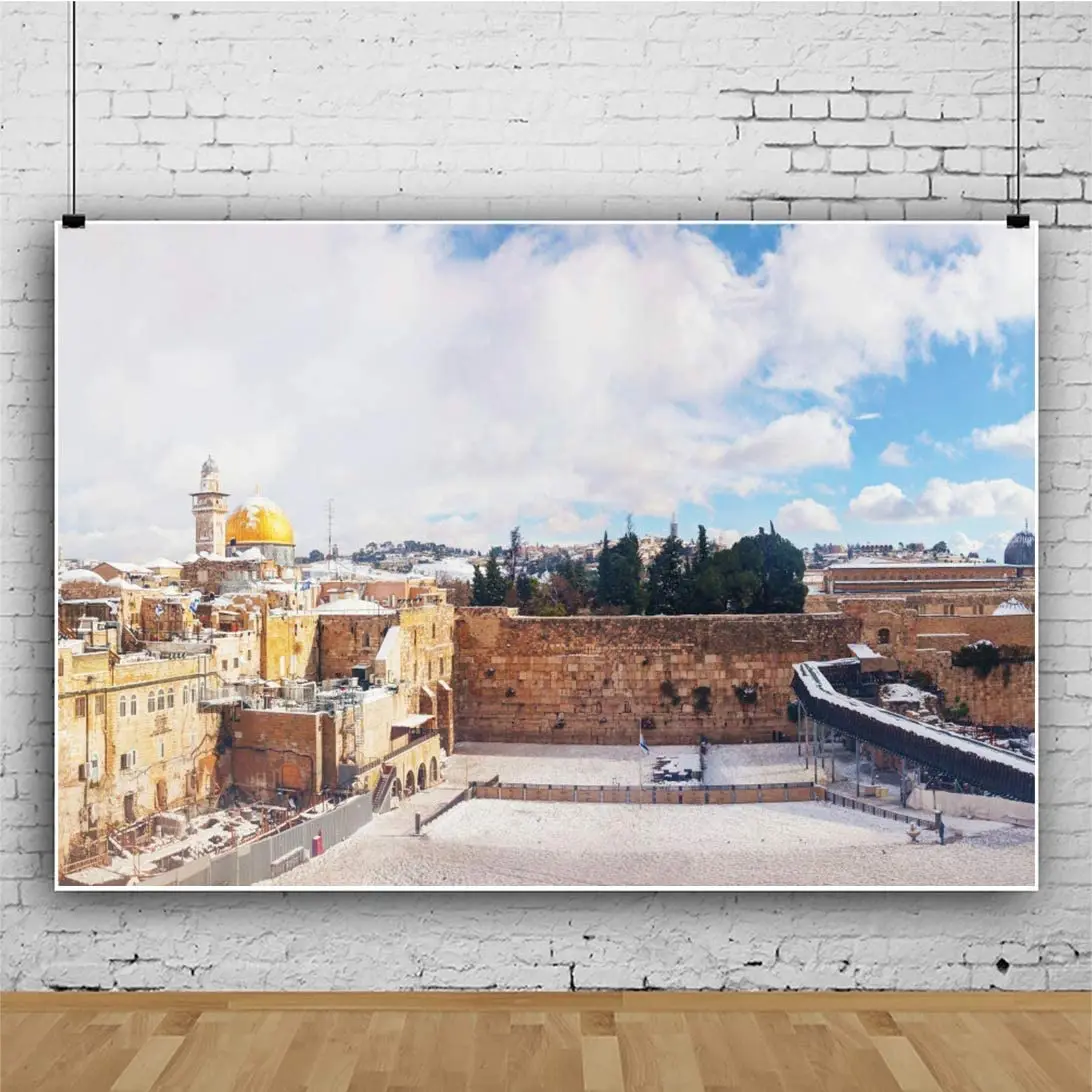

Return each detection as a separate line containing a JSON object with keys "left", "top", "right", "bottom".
{"left": 1, "top": 991, "right": 1088, "bottom": 1091}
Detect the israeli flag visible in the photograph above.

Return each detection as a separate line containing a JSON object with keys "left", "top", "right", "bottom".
{"left": 189, "top": 594, "right": 201, "bottom": 614}
{"left": 154, "top": 603, "right": 164, "bottom": 617}
{"left": 639, "top": 734, "right": 650, "bottom": 754}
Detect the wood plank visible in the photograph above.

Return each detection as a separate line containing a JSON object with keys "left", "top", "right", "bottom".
{"left": 1, "top": 992, "right": 1090, "bottom": 1092}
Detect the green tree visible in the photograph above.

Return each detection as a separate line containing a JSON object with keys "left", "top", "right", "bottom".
{"left": 715, "top": 523, "right": 806, "bottom": 614}
{"left": 470, "top": 564, "right": 488, "bottom": 606}
{"left": 515, "top": 572, "right": 534, "bottom": 608}
{"left": 595, "top": 518, "right": 645, "bottom": 614}
{"left": 931, "top": 540, "right": 949, "bottom": 554}
{"left": 484, "top": 548, "right": 510, "bottom": 605}
{"left": 507, "top": 525, "right": 522, "bottom": 584}
{"left": 647, "top": 520, "right": 686, "bottom": 615}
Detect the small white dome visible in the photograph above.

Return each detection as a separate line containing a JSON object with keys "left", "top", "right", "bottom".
{"left": 993, "top": 598, "right": 1032, "bottom": 616}
{"left": 60, "top": 568, "right": 105, "bottom": 584}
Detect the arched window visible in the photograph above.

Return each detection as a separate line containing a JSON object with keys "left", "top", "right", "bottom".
{"left": 130, "top": 695, "right": 137, "bottom": 716}
{"left": 156, "top": 688, "right": 166, "bottom": 711}
{"left": 877, "top": 628, "right": 891, "bottom": 645}
{"left": 119, "top": 695, "right": 127, "bottom": 717}
{"left": 147, "top": 692, "right": 156, "bottom": 712}
{"left": 182, "top": 687, "right": 188, "bottom": 705}
{"left": 167, "top": 688, "right": 175, "bottom": 709}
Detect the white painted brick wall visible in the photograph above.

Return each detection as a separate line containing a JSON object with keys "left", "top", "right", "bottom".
{"left": 2, "top": 2, "right": 1090, "bottom": 993}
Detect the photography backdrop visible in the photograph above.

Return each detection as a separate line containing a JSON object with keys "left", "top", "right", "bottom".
{"left": 2, "top": 2, "right": 1089, "bottom": 991}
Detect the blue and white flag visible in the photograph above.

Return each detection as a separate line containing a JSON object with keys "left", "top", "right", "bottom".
{"left": 638, "top": 734, "right": 650, "bottom": 754}
{"left": 154, "top": 603, "right": 164, "bottom": 617}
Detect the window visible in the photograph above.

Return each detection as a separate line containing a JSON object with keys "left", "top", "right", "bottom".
{"left": 364, "top": 634, "right": 370, "bottom": 649}
{"left": 147, "top": 692, "right": 156, "bottom": 712}
{"left": 58, "top": 659, "right": 64, "bottom": 677}
{"left": 233, "top": 657, "right": 239, "bottom": 669}
{"left": 182, "top": 687, "right": 188, "bottom": 705}
{"left": 157, "top": 740, "right": 165, "bottom": 760}
{"left": 75, "top": 696, "right": 86, "bottom": 717}
{"left": 877, "top": 628, "right": 891, "bottom": 645}
{"left": 157, "top": 688, "right": 166, "bottom": 711}
{"left": 130, "top": 695, "right": 137, "bottom": 716}
{"left": 119, "top": 695, "right": 127, "bottom": 717}
{"left": 94, "top": 694, "right": 105, "bottom": 714}
{"left": 167, "top": 688, "right": 174, "bottom": 709}
{"left": 221, "top": 659, "right": 228, "bottom": 672}
{"left": 247, "top": 649, "right": 252, "bottom": 661}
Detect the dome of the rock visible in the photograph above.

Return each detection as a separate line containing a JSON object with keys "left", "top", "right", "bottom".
{"left": 225, "top": 495, "right": 294, "bottom": 547}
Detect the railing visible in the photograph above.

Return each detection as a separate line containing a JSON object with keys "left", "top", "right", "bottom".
{"left": 818, "top": 786, "right": 938, "bottom": 830}
{"left": 468, "top": 780, "right": 817, "bottom": 806}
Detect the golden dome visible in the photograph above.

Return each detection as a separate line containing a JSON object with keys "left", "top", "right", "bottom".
{"left": 225, "top": 494, "right": 295, "bottom": 546}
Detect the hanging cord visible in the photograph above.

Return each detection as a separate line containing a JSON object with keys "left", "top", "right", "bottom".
{"left": 63, "top": 2, "right": 84, "bottom": 228}
{"left": 1008, "top": 1, "right": 1029, "bottom": 228}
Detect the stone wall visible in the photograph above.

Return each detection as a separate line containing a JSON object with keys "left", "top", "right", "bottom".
{"left": 907, "top": 650, "right": 1036, "bottom": 729}
{"left": 453, "top": 608, "right": 862, "bottom": 745}
{"left": 260, "top": 611, "right": 320, "bottom": 681}
{"left": 317, "top": 613, "right": 393, "bottom": 681}
{"left": 228, "top": 708, "right": 331, "bottom": 803}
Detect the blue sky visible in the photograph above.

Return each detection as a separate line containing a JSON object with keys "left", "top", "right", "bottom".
{"left": 57, "top": 222, "right": 1035, "bottom": 563}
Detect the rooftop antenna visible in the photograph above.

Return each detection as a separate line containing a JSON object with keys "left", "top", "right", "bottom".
{"left": 327, "top": 498, "right": 334, "bottom": 560}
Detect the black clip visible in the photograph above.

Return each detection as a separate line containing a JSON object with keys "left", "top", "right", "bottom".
{"left": 62, "top": 213, "right": 86, "bottom": 229}
{"left": 1006, "top": 214, "right": 1030, "bottom": 229}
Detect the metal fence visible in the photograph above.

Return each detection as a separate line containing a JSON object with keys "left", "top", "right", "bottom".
{"left": 819, "top": 786, "right": 938, "bottom": 830}
{"left": 141, "top": 792, "right": 373, "bottom": 887}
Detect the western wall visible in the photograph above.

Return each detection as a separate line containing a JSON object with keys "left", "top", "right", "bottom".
{"left": 452, "top": 608, "right": 862, "bottom": 745}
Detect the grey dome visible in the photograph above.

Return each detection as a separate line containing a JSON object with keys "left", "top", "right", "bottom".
{"left": 1004, "top": 528, "right": 1035, "bottom": 567}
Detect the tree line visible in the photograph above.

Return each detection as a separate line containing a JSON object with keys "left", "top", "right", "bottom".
{"left": 470, "top": 521, "right": 807, "bottom": 616}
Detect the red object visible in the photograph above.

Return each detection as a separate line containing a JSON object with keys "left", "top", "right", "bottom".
{"left": 312, "top": 831, "right": 324, "bottom": 856}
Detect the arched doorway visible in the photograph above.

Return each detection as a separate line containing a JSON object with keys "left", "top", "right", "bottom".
{"left": 418, "top": 762, "right": 428, "bottom": 790}
{"left": 392, "top": 777, "right": 402, "bottom": 799}
{"left": 405, "top": 769, "right": 416, "bottom": 795}
{"left": 430, "top": 756, "right": 438, "bottom": 784}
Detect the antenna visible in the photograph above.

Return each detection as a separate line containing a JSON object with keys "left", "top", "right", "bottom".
{"left": 327, "top": 499, "right": 334, "bottom": 560}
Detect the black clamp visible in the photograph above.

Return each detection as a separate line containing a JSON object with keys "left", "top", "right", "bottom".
{"left": 1006, "top": 214, "right": 1030, "bottom": 229}
{"left": 62, "top": 213, "right": 85, "bottom": 229}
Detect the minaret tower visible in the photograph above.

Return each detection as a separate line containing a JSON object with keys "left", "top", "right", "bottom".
{"left": 190, "top": 455, "right": 229, "bottom": 556}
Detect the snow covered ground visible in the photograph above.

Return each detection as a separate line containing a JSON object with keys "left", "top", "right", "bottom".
{"left": 447, "top": 741, "right": 809, "bottom": 789}
{"left": 263, "top": 797, "right": 1034, "bottom": 888}
{"left": 448, "top": 742, "right": 704, "bottom": 787}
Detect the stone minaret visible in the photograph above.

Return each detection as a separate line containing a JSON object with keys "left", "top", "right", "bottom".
{"left": 190, "top": 455, "right": 229, "bottom": 556}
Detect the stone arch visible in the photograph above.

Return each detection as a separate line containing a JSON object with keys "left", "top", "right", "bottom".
{"left": 405, "top": 768, "right": 416, "bottom": 795}
{"left": 418, "top": 762, "right": 428, "bottom": 790}
{"left": 392, "top": 777, "right": 402, "bottom": 799}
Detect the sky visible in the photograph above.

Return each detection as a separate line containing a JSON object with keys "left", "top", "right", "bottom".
{"left": 57, "top": 221, "right": 1036, "bottom": 564}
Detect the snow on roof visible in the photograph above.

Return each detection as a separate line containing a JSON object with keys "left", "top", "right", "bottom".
{"left": 104, "top": 561, "right": 152, "bottom": 574}
{"left": 993, "top": 597, "right": 1032, "bottom": 616}
{"left": 794, "top": 660, "right": 1033, "bottom": 773}
{"left": 828, "top": 558, "right": 1010, "bottom": 570}
{"left": 106, "top": 576, "right": 143, "bottom": 590}
{"left": 847, "top": 642, "right": 879, "bottom": 659}
{"left": 146, "top": 557, "right": 181, "bottom": 569}
{"left": 313, "top": 597, "right": 395, "bottom": 616}
{"left": 880, "top": 683, "right": 932, "bottom": 705}
{"left": 236, "top": 547, "right": 265, "bottom": 562}
{"left": 59, "top": 568, "right": 106, "bottom": 584}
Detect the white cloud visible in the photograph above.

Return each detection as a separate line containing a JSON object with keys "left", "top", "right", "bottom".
{"left": 879, "top": 442, "right": 910, "bottom": 467}
{"left": 756, "top": 224, "right": 1036, "bottom": 399}
{"left": 971, "top": 412, "right": 1036, "bottom": 458}
{"left": 776, "top": 498, "right": 841, "bottom": 533}
{"left": 989, "top": 361, "right": 1021, "bottom": 391}
{"left": 848, "top": 478, "right": 1035, "bottom": 523}
{"left": 707, "top": 528, "right": 743, "bottom": 549}
{"left": 55, "top": 223, "right": 1033, "bottom": 556}
{"left": 949, "top": 529, "right": 1016, "bottom": 560}
{"left": 854, "top": 412, "right": 882, "bottom": 421}
{"left": 916, "top": 431, "right": 962, "bottom": 460}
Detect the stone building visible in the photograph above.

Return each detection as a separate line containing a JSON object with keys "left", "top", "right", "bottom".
{"left": 821, "top": 560, "right": 1028, "bottom": 595}
{"left": 57, "top": 639, "right": 221, "bottom": 872}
